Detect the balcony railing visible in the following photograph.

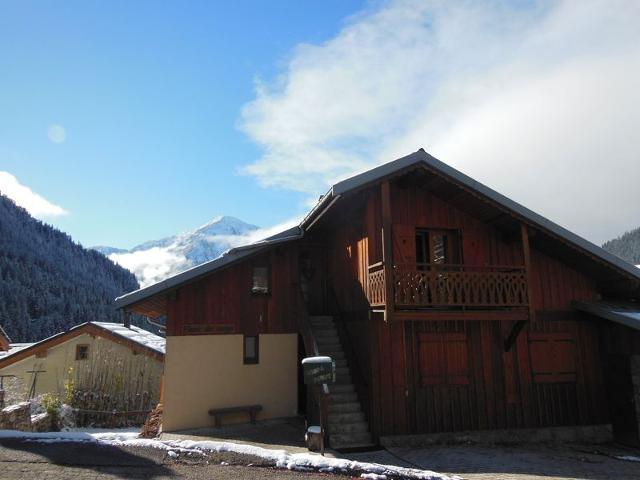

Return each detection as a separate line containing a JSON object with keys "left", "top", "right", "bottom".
{"left": 367, "top": 263, "right": 528, "bottom": 309}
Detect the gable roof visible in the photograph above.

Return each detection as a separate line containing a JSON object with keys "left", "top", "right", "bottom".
{"left": 0, "top": 322, "right": 165, "bottom": 369}
{"left": 115, "top": 149, "right": 640, "bottom": 313}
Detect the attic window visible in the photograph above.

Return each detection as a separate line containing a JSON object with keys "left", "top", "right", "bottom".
{"left": 252, "top": 266, "right": 270, "bottom": 294}
{"left": 75, "top": 344, "right": 89, "bottom": 361}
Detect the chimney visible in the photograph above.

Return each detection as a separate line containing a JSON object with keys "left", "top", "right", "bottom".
{"left": 123, "top": 310, "right": 131, "bottom": 329}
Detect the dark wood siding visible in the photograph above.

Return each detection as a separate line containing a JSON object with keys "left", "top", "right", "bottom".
{"left": 166, "top": 246, "right": 299, "bottom": 336}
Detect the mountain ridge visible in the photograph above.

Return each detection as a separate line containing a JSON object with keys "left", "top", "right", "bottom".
{"left": 93, "top": 216, "right": 259, "bottom": 287}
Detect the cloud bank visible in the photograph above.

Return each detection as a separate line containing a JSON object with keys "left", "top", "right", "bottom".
{"left": 0, "top": 171, "right": 68, "bottom": 219}
{"left": 240, "top": 0, "right": 640, "bottom": 244}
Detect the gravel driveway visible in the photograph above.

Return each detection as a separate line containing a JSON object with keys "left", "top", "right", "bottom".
{"left": 0, "top": 438, "right": 348, "bottom": 480}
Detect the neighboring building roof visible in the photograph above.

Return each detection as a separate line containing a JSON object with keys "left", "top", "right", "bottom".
{"left": 0, "top": 343, "right": 34, "bottom": 359}
{"left": 573, "top": 300, "right": 640, "bottom": 331}
{"left": 91, "top": 322, "right": 165, "bottom": 354}
{"left": 0, "top": 322, "right": 165, "bottom": 369}
{"left": 115, "top": 149, "right": 640, "bottom": 312}
{"left": 0, "top": 325, "right": 11, "bottom": 351}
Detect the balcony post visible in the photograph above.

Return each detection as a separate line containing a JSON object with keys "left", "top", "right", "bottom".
{"left": 381, "top": 181, "right": 394, "bottom": 322}
{"left": 520, "top": 223, "right": 535, "bottom": 323}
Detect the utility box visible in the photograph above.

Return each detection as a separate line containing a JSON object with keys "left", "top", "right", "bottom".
{"left": 302, "top": 356, "right": 335, "bottom": 385}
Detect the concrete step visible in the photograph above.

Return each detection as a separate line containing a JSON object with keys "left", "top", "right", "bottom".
{"left": 327, "top": 411, "right": 365, "bottom": 423}
{"left": 313, "top": 327, "right": 338, "bottom": 337}
{"left": 335, "top": 366, "right": 350, "bottom": 377}
{"left": 335, "top": 375, "right": 352, "bottom": 384}
{"left": 329, "top": 432, "right": 373, "bottom": 449}
{"left": 329, "top": 384, "right": 354, "bottom": 394}
{"left": 316, "top": 336, "right": 340, "bottom": 345}
{"left": 334, "top": 358, "right": 348, "bottom": 368}
{"left": 328, "top": 402, "right": 361, "bottom": 414}
{"left": 327, "top": 421, "right": 369, "bottom": 434}
{"left": 330, "top": 392, "right": 358, "bottom": 403}
{"left": 318, "top": 345, "right": 344, "bottom": 354}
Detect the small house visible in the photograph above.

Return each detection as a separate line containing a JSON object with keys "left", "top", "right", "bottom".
{"left": 0, "top": 321, "right": 165, "bottom": 415}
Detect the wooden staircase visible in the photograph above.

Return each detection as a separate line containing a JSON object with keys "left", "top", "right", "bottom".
{"left": 309, "top": 315, "right": 374, "bottom": 450}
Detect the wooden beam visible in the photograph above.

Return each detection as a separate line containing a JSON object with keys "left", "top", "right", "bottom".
{"left": 521, "top": 223, "right": 536, "bottom": 323}
{"left": 503, "top": 320, "right": 527, "bottom": 352}
{"left": 394, "top": 309, "right": 529, "bottom": 322}
{"left": 381, "top": 180, "right": 394, "bottom": 322}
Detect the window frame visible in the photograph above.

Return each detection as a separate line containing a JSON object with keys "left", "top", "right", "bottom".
{"left": 251, "top": 265, "right": 271, "bottom": 295}
{"left": 75, "top": 344, "right": 89, "bottom": 361}
{"left": 415, "top": 229, "right": 462, "bottom": 267}
{"left": 243, "top": 335, "right": 259, "bottom": 365}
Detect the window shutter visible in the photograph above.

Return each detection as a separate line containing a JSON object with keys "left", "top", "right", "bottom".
{"left": 529, "top": 332, "right": 577, "bottom": 383}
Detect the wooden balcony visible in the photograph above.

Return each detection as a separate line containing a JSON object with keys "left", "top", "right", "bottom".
{"left": 367, "top": 263, "right": 529, "bottom": 309}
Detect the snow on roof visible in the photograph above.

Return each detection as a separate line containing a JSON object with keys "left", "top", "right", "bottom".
{"left": 90, "top": 322, "right": 165, "bottom": 354}
{"left": 0, "top": 343, "right": 34, "bottom": 359}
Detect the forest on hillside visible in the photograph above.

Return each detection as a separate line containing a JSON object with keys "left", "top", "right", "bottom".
{"left": 602, "top": 226, "right": 640, "bottom": 265}
{"left": 0, "top": 194, "right": 142, "bottom": 342}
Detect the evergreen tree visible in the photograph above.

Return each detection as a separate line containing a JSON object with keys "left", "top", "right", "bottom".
{"left": 602, "top": 226, "right": 640, "bottom": 265}
{"left": 0, "top": 193, "right": 144, "bottom": 342}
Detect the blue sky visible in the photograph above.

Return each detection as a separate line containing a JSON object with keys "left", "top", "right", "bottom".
{"left": 0, "top": 0, "right": 364, "bottom": 248}
{"left": 1, "top": 0, "right": 639, "bottom": 250}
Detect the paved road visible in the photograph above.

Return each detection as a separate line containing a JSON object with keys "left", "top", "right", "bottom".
{"left": 0, "top": 439, "right": 346, "bottom": 480}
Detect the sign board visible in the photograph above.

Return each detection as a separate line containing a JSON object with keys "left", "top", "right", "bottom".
{"left": 302, "top": 356, "right": 335, "bottom": 385}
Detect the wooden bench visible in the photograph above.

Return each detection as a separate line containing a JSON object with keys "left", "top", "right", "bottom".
{"left": 208, "top": 404, "right": 262, "bottom": 427}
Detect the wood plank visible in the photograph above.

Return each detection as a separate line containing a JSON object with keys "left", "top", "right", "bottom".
{"left": 381, "top": 180, "right": 395, "bottom": 322}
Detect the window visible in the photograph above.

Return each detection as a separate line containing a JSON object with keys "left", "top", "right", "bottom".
{"left": 75, "top": 344, "right": 89, "bottom": 361}
{"left": 418, "top": 332, "right": 469, "bottom": 385}
{"left": 529, "top": 332, "right": 577, "bottom": 383}
{"left": 251, "top": 266, "right": 270, "bottom": 294}
{"left": 415, "top": 229, "right": 461, "bottom": 266}
{"left": 243, "top": 335, "right": 259, "bottom": 364}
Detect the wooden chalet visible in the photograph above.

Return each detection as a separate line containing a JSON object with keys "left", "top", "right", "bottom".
{"left": 116, "top": 150, "right": 640, "bottom": 449}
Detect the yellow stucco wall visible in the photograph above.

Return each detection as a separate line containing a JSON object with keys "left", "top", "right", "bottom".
{"left": 0, "top": 333, "right": 164, "bottom": 405}
{"left": 163, "top": 334, "right": 298, "bottom": 432}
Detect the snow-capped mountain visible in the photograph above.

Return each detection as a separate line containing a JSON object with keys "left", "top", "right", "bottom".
{"left": 93, "top": 216, "right": 259, "bottom": 288}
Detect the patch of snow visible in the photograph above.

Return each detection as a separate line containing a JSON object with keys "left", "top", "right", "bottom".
{"left": 0, "top": 343, "right": 34, "bottom": 359}
{"left": 302, "top": 356, "right": 332, "bottom": 364}
{"left": 0, "top": 429, "right": 457, "bottom": 480}
{"left": 616, "top": 455, "right": 640, "bottom": 462}
{"left": 307, "top": 426, "right": 322, "bottom": 434}
{"left": 361, "top": 474, "right": 388, "bottom": 480}
{"left": 91, "top": 322, "right": 165, "bottom": 354}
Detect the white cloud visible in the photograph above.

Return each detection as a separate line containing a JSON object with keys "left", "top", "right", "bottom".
{"left": 109, "top": 247, "right": 190, "bottom": 288}
{"left": 240, "top": 0, "right": 640, "bottom": 244}
{"left": 47, "top": 124, "right": 66, "bottom": 143}
{"left": 0, "top": 171, "right": 68, "bottom": 218}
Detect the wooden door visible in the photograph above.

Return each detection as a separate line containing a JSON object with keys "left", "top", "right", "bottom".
{"left": 606, "top": 355, "right": 639, "bottom": 446}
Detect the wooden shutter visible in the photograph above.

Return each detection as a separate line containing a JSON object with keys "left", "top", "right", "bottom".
{"left": 393, "top": 224, "right": 416, "bottom": 265}
{"left": 529, "top": 332, "right": 577, "bottom": 383}
{"left": 418, "top": 332, "right": 470, "bottom": 386}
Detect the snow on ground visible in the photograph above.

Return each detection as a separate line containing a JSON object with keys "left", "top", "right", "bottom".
{"left": 615, "top": 455, "right": 640, "bottom": 462}
{"left": 0, "top": 429, "right": 457, "bottom": 480}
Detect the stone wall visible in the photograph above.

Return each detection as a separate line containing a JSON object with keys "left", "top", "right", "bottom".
{"left": 0, "top": 401, "right": 52, "bottom": 432}
{"left": 0, "top": 402, "right": 31, "bottom": 431}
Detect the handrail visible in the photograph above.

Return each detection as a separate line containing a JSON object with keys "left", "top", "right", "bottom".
{"left": 367, "top": 261, "right": 384, "bottom": 271}
{"left": 293, "top": 282, "right": 330, "bottom": 452}
{"left": 394, "top": 263, "right": 526, "bottom": 272}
